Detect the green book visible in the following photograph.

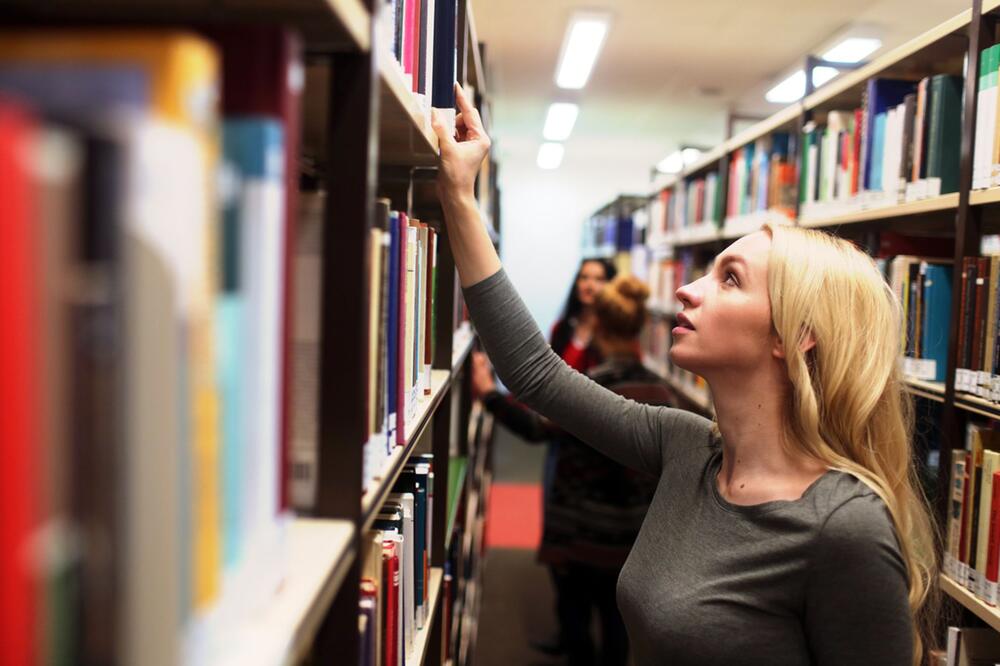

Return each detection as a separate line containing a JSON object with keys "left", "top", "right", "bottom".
{"left": 926, "top": 73, "right": 964, "bottom": 194}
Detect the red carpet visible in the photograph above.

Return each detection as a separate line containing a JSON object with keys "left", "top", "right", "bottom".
{"left": 484, "top": 483, "right": 543, "bottom": 550}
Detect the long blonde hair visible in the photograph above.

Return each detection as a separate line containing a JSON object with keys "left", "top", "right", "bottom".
{"left": 764, "top": 223, "right": 939, "bottom": 665}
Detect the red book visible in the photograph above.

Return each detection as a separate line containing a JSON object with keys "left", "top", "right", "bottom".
{"left": 0, "top": 101, "right": 38, "bottom": 666}
{"left": 382, "top": 540, "right": 401, "bottom": 666}
{"left": 208, "top": 27, "right": 304, "bottom": 510}
{"left": 851, "top": 108, "right": 863, "bottom": 195}
{"left": 658, "top": 189, "right": 670, "bottom": 233}
{"left": 396, "top": 212, "right": 409, "bottom": 446}
{"left": 403, "top": 0, "right": 417, "bottom": 79}
{"left": 986, "top": 470, "right": 1000, "bottom": 604}
{"left": 411, "top": 0, "right": 423, "bottom": 93}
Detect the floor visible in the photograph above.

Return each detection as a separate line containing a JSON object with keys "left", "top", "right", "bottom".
{"left": 472, "top": 424, "right": 564, "bottom": 666}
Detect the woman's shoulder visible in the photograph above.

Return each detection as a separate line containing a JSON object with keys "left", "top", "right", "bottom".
{"left": 809, "top": 473, "right": 903, "bottom": 565}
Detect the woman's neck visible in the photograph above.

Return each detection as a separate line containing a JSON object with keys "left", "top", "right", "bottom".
{"left": 709, "top": 361, "right": 827, "bottom": 504}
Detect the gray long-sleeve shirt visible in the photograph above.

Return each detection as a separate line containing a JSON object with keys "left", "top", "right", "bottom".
{"left": 464, "top": 269, "right": 912, "bottom": 666}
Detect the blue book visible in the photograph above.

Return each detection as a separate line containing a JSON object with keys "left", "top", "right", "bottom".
{"left": 862, "top": 79, "right": 917, "bottom": 190}
{"left": 431, "top": 0, "right": 459, "bottom": 108}
{"left": 921, "top": 263, "right": 953, "bottom": 383}
{"left": 0, "top": 64, "right": 149, "bottom": 117}
{"left": 387, "top": 212, "right": 401, "bottom": 447}
{"left": 220, "top": 118, "right": 285, "bottom": 567}
{"left": 870, "top": 112, "right": 887, "bottom": 192}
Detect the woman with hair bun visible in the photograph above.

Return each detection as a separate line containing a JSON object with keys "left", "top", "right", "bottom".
{"left": 432, "top": 86, "right": 939, "bottom": 666}
{"left": 474, "top": 274, "right": 677, "bottom": 666}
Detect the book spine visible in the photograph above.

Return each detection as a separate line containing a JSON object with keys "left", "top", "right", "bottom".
{"left": 988, "top": 469, "right": 1000, "bottom": 604}
{"left": 949, "top": 449, "right": 968, "bottom": 579}
{"left": 423, "top": 228, "right": 435, "bottom": 394}
{"left": 396, "top": 213, "right": 408, "bottom": 445}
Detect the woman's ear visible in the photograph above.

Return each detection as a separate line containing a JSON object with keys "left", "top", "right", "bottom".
{"left": 772, "top": 329, "right": 816, "bottom": 359}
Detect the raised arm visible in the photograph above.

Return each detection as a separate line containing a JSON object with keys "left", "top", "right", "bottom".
{"left": 431, "top": 87, "right": 710, "bottom": 474}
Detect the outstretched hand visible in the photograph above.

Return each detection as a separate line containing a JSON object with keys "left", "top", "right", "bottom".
{"left": 432, "top": 83, "right": 492, "bottom": 203}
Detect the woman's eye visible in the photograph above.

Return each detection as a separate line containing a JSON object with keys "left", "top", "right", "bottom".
{"left": 724, "top": 271, "right": 738, "bottom": 286}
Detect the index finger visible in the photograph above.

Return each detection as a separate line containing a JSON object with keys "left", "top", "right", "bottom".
{"left": 454, "top": 83, "right": 477, "bottom": 120}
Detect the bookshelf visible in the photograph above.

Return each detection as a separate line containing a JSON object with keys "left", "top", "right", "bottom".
{"left": 589, "top": 0, "right": 1000, "bottom": 639}
{"left": 0, "top": 0, "right": 498, "bottom": 664}
{"left": 941, "top": 575, "right": 1000, "bottom": 633}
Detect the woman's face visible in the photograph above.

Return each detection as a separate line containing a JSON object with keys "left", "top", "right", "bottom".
{"left": 670, "top": 231, "right": 776, "bottom": 375}
{"left": 576, "top": 261, "right": 609, "bottom": 307}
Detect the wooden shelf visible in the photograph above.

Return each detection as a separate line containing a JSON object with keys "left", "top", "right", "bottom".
{"left": 904, "top": 378, "right": 945, "bottom": 403}
{"left": 725, "top": 103, "right": 803, "bottom": 153}
{"left": 3, "top": 0, "right": 372, "bottom": 52}
{"left": 803, "top": 8, "right": 971, "bottom": 113}
{"left": 941, "top": 574, "right": 1000, "bottom": 633}
{"left": 798, "top": 193, "right": 960, "bottom": 228}
{"left": 361, "top": 369, "right": 451, "bottom": 532}
{"left": 682, "top": 143, "right": 728, "bottom": 178}
{"left": 971, "top": 187, "right": 1000, "bottom": 206}
{"left": 378, "top": 53, "right": 440, "bottom": 166}
{"left": 205, "top": 519, "right": 356, "bottom": 666}
{"left": 955, "top": 391, "right": 1000, "bottom": 420}
{"left": 409, "top": 568, "right": 445, "bottom": 666}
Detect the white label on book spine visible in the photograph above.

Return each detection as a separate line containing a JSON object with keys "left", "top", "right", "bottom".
{"left": 944, "top": 553, "right": 955, "bottom": 579}
{"left": 990, "top": 579, "right": 999, "bottom": 606}
{"left": 925, "top": 178, "right": 941, "bottom": 198}
{"left": 980, "top": 371, "right": 991, "bottom": 397}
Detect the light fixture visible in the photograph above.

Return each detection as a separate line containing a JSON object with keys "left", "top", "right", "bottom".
{"left": 823, "top": 37, "right": 881, "bottom": 63}
{"left": 543, "top": 102, "right": 580, "bottom": 141}
{"left": 765, "top": 66, "right": 840, "bottom": 103}
{"left": 555, "top": 12, "right": 611, "bottom": 89}
{"left": 655, "top": 148, "right": 702, "bottom": 174}
{"left": 537, "top": 142, "right": 565, "bottom": 170}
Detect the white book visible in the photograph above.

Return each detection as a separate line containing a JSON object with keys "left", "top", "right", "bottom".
{"left": 389, "top": 493, "right": 416, "bottom": 653}
{"left": 807, "top": 143, "right": 818, "bottom": 204}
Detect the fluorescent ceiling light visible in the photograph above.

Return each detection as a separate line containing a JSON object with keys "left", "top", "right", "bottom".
{"left": 656, "top": 148, "right": 702, "bottom": 174}
{"left": 537, "top": 142, "right": 565, "bottom": 169}
{"left": 823, "top": 37, "right": 881, "bottom": 63}
{"left": 543, "top": 102, "right": 580, "bottom": 141}
{"left": 765, "top": 66, "right": 840, "bottom": 103}
{"left": 555, "top": 13, "right": 610, "bottom": 89}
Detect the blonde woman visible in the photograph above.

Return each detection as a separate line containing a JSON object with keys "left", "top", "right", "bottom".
{"left": 433, "top": 87, "right": 939, "bottom": 665}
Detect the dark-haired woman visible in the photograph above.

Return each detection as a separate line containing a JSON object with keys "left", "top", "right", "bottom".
{"left": 476, "top": 257, "right": 614, "bottom": 656}
{"left": 475, "top": 274, "right": 676, "bottom": 666}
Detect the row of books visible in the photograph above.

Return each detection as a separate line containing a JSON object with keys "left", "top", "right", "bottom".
{"left": 799, "top": 75, "right": 962, "bottom": 217}
{"left": 725, "top": 132, "right": 797, "bottom": 221}
{"left": 359, "top": 457, "right": 435, "bottom": 666}
{"left": 954, "top": 249, "right": 1000, "bottom": 399}
{"left": 0, "top": 28, "right": 303, "bottom": 665}
{"left": 945, "top": 424, "right": 1000, "bottom": 606}
{"left": 377, "top": 0, "right": 460, "bottom": 112}
{"left": 974, "top": 43, "right": 1000, "bottom": 190}
{"left": 888, "top": 257, "right": 953, "bottom": 383}
{"left": 366, "top": 202, "right": 440, "bottom": 490}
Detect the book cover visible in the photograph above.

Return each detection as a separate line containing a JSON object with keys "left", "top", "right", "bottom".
{"left": 388, "top": 493, "right": 416, "bottom": 651}
{"left": 870, "top": 112, "right": 887, "bottom": 192}
{"left": 987, "top": 468, "right": 1000, "bottom": 604}
{"left": 921, "top": 263, "right": 953, "bottom": 382}
{"left": 396, "top": 212, "right": 409, "bottom": 445}
{"left": 382, "top": 539, "right": 400, "bottom": 666}
{"left": 926, "top": 74, "right": 964, "bottom": 194}
{"left": 207, "top": 27, "right": 304, "bottom": 513}
{"left": 977, "top": 449, "right": 1000, "bottom": 599}
{"left": 387, "top": 210, "right": 401, "bottom": 446}
{"left": 950, "top": 449, "right": 969, "bottom": 579}
{"left": 431, "top": 0, "right": 458, "bottom": 109}
{"left": 0, "top": 99, "right": 39, "bottom": 666}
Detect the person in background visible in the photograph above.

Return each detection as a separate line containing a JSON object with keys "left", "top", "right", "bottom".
{"left": 476, "top": 257, "right": 615, "bottom": 657}
{"left": 474, "top": 274, "right": 676, "bottom": 666}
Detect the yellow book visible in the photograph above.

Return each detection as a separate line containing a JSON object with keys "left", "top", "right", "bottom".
{"left": 977, "top": 449, "right": 1000, "bottom": 599}
{"left": 0, "top": 31, "right": 224, "bottom": 614}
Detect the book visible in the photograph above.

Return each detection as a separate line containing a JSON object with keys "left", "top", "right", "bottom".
{"left": 977, "top": 450, "right": 1000, "bottom": 599}
{"left": 920, "top": 263, "right": 953, "bottom": 382}
{"left": 949, "top": 449, "right": 969, "bottom": 580}
{"left": 0, "top": 99, "right": 39, "bottom": 666}
{"left": 926, "top": 74, "right": 964, "bottom": 195}
{"left": 206, "top": 27, "right": 304, "bottom": 514}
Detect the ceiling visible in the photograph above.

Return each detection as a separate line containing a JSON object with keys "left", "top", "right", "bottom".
{"left": 470, "top": 0, "right": 970, "bottom": 199}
